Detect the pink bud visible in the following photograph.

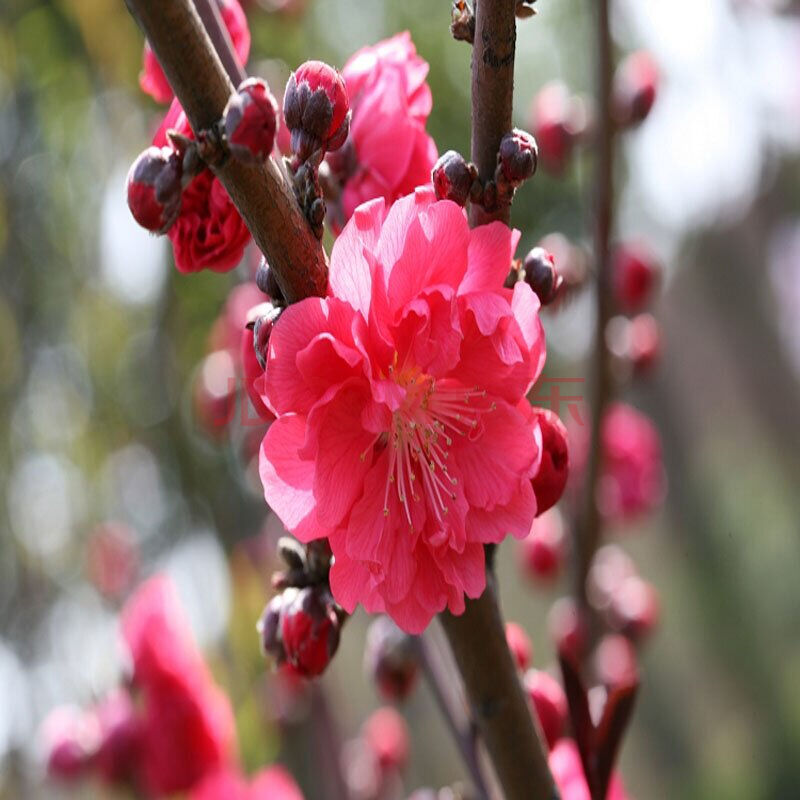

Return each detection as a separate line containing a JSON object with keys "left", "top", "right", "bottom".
{"left": 613, "top": 50, "right": 659, "bottom": 127}
{"left": 548, "top": 597, "right": 589, "bottom": 663}
{"left": 498, "top": 128, "right": 538, "bottom": 184}
{"left": 126, "top": 146, "right": 182, "bottom": 234}
{"left": 628, "top": 313, "right": 661, "bottom": 373}
{"left": 362, "top": 707, "right": 409, "bottom": 772}
{"left": 530, "top": 407, "right": 570, "bottom": 515}
{"left": 280, "top": 586, "right": 341, "bottom": 678}
{"left": 612, "top": 242, "right": 661, "bottom": 313}
{"left": 524, "top": 246, "right": 563, "bottom": 306}
{"left": 609, "top": 576, "right": 660, "bottom": 642}
{"left": 431, "top": 150, "right": 474, "bottom": 207}
{"left": 529, "top": 83, "right": 583, "bottom": 173}
{"left": 41, "top": 706, "right": 100, "bottom": 782}
{"left": 224, "top": 78, "right": 279, "bottom": 164}
{"left": 192, "top": 350, "right": 237, "bottom": 438}
{"left": 364, "top": 616, "right": 419, "bottom": 702}
{"left": 520, "top": 508, "right": 566, "bottom": 582}
{"left": 594, "top": 634, "right": 639, "bottom": 688}
{"left": 524, "top": 669, "right": 567, "bottom": 749}
{"left": 284, "top": 60, "right": 350, "bottom": 160}
{"left": 505, "top": 621, "right": 533, "bottom": 671}
{"left": 94, "top": 691, "right": 142, "bottom": 785}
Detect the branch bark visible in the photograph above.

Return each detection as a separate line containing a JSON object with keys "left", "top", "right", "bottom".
{"left": 124, "top": 0, "right": 327, "bottom": 303}
{"left": 440, "top": 576, "right": 558, "bottom": 800}
{"left": 573, "top": 0, "right": 615, "bottom": 609}
{"left": 468, "top": 0, "right": 516, "bottom": 227}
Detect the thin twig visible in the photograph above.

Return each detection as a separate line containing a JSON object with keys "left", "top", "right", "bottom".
{"left": 124, "top": 0, "right": 328, "bottom": 302}
{"left": 415, "top": 634, "right": 491, "bottom": 800}
{"left": 573, "top": 0, "right": 615, "bottom": 610}
{"left": 193, "top": 0, "right": 247, "bottom": 85}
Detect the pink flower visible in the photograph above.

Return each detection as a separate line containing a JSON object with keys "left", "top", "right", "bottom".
{"left": 598, "top": 403, "right": 665, "bottom": 521}
{"left": 548, "top": 739, "right": 630, "bottom": 800}
{"left": 258, "top": 190, "right": 546, "bottom": 633}
{"left": 152, "top": 100, "right": 252, "bottom": 274}
{"left": 326, "top": 33, "right": 438, "bottom": 226}
{"left": 140, "top": 0, "right": 251, "bottom": 104}
{"left": 121, "top": 576, "right": 237, "bottom": 796}
{"left": 191, "top": 766, "right": 304, "bottom": 800}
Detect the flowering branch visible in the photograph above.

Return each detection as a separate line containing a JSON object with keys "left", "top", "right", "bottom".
{"left": 573, "top": 0, "right": 615, "bottom": 610}
{"left": 123, "top": 0, "right": 328, "bottom": 302}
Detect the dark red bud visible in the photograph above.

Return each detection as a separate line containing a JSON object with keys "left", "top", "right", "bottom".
{"left": 498, "top": 128, "right": 538, "bottom": 184}
{"left": 524, "top": 246, "right": 563, "bottom": 306}
{"left": 284, "top": 60, "right": 350, "bottom": 160}
{"left": 529, "top": 83, "right": 583, "bottom": 173}
{"left": 524, "top": 669, "right": 567, "bottom": 749}
{"left": 548, "top": 597, "right": 589, "bottom": 663}
{"left": 364, "top": 616, "right": 419, "bottom": 702}
{"left": 224, "top": 78, "right": 279, "bottom": 164}
{"left": 255, "top": 257, "right": 285, "bottom": 303}
{"left": 94, "top": 691, "right": 141, "bottom": 785}
{"left": 613, "top": 51, "right": 659, "bottom": 127}
{"left": 126, "top": 146, "right": 182, "bottom": 234}
{"left": 42, "top": 707, "right": 100, "bottom": 783}
{"left": 530, "top": 407, "right": 570, "bottom": 515}
{"left": 612, "top": 242, "right": 661, "bottom": 313}
{"left": 432, "top": 150, "right": 474, "bottom": 207}
{"left": 280, "top": 585, "right": 341, "bottom": 678}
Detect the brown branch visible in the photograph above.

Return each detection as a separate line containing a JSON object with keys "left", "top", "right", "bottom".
{"left": 124, "top": 0, "right": 327, "bottom": 303}
{"left": 440, "top": 576, "right": 558, "bottom": 800}
{"left": 573, "top": 0, "right": 615, "bottom": 609}
{"left": 468, "top": 0, "right": 516, "bottom": 227}
{"left": 193, "top": 0, "right": 247, "bottom": 85}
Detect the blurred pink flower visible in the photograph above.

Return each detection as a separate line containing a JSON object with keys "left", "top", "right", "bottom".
{"left": 191, "top": 766, "right": 304, "bottom": 800}
{"left": 549, "top": 739, "right": 629, "bottom": 800}
{"left": 259, "top": 189, "right": 546, "bottom": 633}
{"left": 122, "top": 576, "right": 237, "bottom": 796}
{"left": 140, "top": 0, "right": 251, "bottom": 104}
{"left": 327, "top": 32, "right": 438, "bottom": 226}
{"left": 598, "top": 403, "right": 665, "bottom": 521}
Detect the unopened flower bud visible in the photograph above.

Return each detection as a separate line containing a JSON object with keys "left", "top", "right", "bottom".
{"left": 524, "top": 669, "right": 567, "bottom": 749}
{"left": 505, "top": 622, "right": 533, "bottom": 671}
{"left": 548, "top": 597, "right": 589, "bottom": 663}
{"left": 365, "top": 616, "right": 419, "bottom": 702}
{"left": 224, "top": 78, "right": 279, "bottom": 164}
{"left": 609, "top": 576, "right": 660, "bottom": 642}
{"left": 192, "top": 350, "right": 237, "bottom": 438}
{"left": 94, "top": 691, "right": 141, "bottom": 785}
{"left": 524, "top": 246, "right": 563, "bottom": 306}
{"left": 280, "top": 586, "right": 341, "bottom": 678}
{"left": 255, "top": 257, "right": 285, "bottom": 303}
{"left": 284, "top": 60, "right": 350, "bottom": 161}
{"left": 258, "top": 591, "right": 291, "bottom": 663}
{"left": 41, "top": 706, "right": 100, "bottom": 782}
{"left": 612, "top": 242, "right": 661, "bottom": 313}
{"left": 520, "top": 508, "right": 566, "bottom": 582}
{"left": 628, "top": 313, "right": 660, "bottom": 373}
{"left": 613, "top": 51, "right": 659, "bottom": 128}
{"left": 432, "top": 150, "right": 474, "bottom": 207}
{"left": 362, "top": 707, "right": 409, "bottom": 772}
{"left": 530, "top": 407, "right": 570, "bottom": 515}
{"left": 498, "top": 128, "right": 538, "bottom": 184}
{"left": 250, "top": 302, "right": 282, "bottom": 370}
{"left": 126, "top": 146, "right": 182, "bottom": 234}
{"left": 594, "top": 634, "right": 639, "bottom": 688}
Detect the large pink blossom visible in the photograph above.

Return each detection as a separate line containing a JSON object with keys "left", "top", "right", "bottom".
{"left": 140, "top": 0, "right": 251, "bottom": 104}
{"left": 259, "top": 189, "right": 546, "bottom": 633}
{"left": 121, "top": 576, "right": 237, "bottom": 796}
{"left": 326, "top": 33, "right": 438, "bottom": 227}
{"left": 548, "top": 739, "right": 630, "bottom": 800}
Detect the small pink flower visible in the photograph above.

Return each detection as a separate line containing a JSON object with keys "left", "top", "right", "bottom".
{"left": 598, "top": 403, "right": 665, "bottom": 521}
{"left": 326, "top": 33, "right": 438, "bottom": 227}
{"left": 259, "top": 190, "right": 546, "bottom": 633}
{"left": 548, "top": 739, "right": 629, "bottom": 800}
{"left": 140, "top": 0, "right": 251, "bottom": 104}
{"left": 191, "top": 766, "right": 304, "bottom": 800}
{"left": 121, "top": 576, "right": 237, "bottom": 796}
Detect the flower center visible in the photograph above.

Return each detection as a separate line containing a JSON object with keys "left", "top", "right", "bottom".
{"left": 374, "top": 361, "right": 494, "bottom": 530}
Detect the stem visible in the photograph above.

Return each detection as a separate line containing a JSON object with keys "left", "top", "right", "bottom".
{"left": 193, "top": 0, "right": 247, "bottom": 85}
{"left": 468, "top": 0, "right": 517, "bottom": 227}
{"left": 573, "top": 0, "right": 615, "bottom": 609}
{"left": 415, "top": 634, "right": 491, "bottom": 800}
{"left": 124, "top": 0, "right": 328, "bottom": 303}
{"left": 440, "top": 575, "right": 558, "bottom": 800}
{"left": 309, "top": 685, "right": 350, "bottom": 800}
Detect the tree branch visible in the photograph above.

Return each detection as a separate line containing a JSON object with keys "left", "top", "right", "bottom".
{"left": 440, "top": 575, "right": 558, "bottom": 800}
{"left": 468, "top": 0, "right": 516, "bottom": 227}
{"left": 124, "top": 0, "right": 327, "bottom": 303}
{"left": 193, "top": 0, "right": 247, "bottom": 85}
{"left": 573, "top": 0, "right": 615, "bottom": 609}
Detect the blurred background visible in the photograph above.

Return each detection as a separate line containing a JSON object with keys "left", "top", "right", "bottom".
{"left": 1, "top": 0, "right": 800, "bottom": 797}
